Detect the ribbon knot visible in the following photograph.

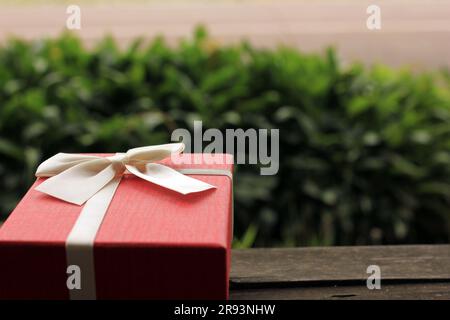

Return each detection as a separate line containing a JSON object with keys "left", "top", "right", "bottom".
{"left": 106, "top": 153, "right": 128, "bottom": 175}
{"left": 106, "top": 153, "right": 128, "bottom": 165}
{"left": 35, "top": 143, "right": 215, "bottom": 206}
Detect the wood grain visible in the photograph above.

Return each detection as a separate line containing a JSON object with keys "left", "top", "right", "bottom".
{"left": 231, "top": 245, "right": 450, "bottom": 285}
{"left": 230, "top": 245, "right": 450, "bottom": 299}
{"left": 230, "top": 282, "right": 450, "bottom": 300}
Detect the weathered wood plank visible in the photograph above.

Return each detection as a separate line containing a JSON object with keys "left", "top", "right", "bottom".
{"left": 231, "top": 245, "right": 450, "bottom": 286}
{"left": 230, "top": 282, "right": 450, "bottom": 300}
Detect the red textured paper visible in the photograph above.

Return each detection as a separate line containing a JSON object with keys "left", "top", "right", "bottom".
{"left": 0, "top": 154, "right": 233, "bottom": 299}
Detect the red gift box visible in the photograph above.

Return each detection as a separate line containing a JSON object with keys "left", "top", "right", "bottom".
{"left": 0, "top": 153, "right": 233, "bottom": 299}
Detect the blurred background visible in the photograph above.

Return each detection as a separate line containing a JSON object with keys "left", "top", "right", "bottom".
{"left": 0, "top": 0, "right": 449, "bottom": 247}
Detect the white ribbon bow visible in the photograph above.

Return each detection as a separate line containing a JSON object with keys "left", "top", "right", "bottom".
{"left": 35, "top": 143, "right": 215, "bottom": 205}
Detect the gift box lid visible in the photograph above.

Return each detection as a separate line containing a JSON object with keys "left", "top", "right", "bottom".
{"left": 0, "top": 153, "right": 233, "bottom": 299}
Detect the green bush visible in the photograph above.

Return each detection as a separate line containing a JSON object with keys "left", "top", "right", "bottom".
{"left": 0, "top": 28, "right": 449, "bottom": 246}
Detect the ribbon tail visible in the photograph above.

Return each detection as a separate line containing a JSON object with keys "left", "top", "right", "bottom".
{"left": 35, "top": 160, "right": 117, "bottom": 205}
{"left": 126, "top": 163, "right": 216, "bottom": 195}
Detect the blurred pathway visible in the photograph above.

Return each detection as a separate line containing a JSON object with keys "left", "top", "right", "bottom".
{"left": 0, "top": 0, "right": 449, "bottom": 69}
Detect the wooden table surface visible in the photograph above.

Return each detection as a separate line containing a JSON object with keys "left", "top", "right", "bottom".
{"left": 229, "top": 245, "right": 450, "bottom": 299}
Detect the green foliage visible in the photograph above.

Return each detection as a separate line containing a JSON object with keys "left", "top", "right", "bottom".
{"left": 233, "top": 224, "right": 258, "bottom": 249}
{"left": 0, "top": 28, "right": 449, "bottom": 246}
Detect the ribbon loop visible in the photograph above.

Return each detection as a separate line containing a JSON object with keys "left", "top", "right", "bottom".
{"left": 34, "top": 143, "right": 215, "bottom": 205}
